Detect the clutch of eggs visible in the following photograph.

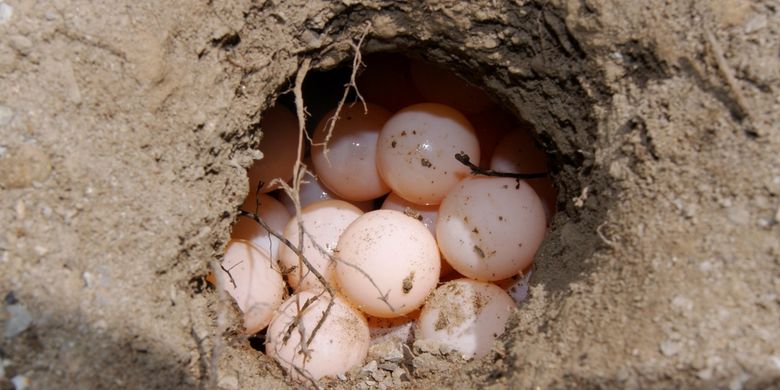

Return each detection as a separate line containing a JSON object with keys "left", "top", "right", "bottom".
{"left": 216, "top": 58, "right": 556, "bottom": 381}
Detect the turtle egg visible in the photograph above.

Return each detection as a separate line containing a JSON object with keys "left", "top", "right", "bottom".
{"left": 278, "top": 199, "right": 363, "bottom": 292}
{"left": 266, "top": 291, "right": 370, "bottom": 381}
{"left": 234, "top": 193, "right": 291, "bottom": 261}
{"left": 376, "top": 103, "right": 479, "bottom": 205}
{"left": 246, "top": 104, "right": 299, "bottom": 194}
{"left": 436, "top": 176, "right": 546, "bottom": 281}
{"left": 335, "top": 210, "right": 440, "bottom": 317}
{"left": 312, "top": 103, "right": 392, "bottom": 201}
{"left": 416, "top": 278, "right": 515, "bottom": 359}
{"left": 217, "top": 240, "right": 285, "bottom": 334}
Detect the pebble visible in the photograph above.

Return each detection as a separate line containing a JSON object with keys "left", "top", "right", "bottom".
{"left": 11, "top": 375, "right": 30, "bottom": 390}
{"left": 360, "top": 360, "right": 378, "bottom": 378}
{"left": 0, "top": 2, "right": 12, "bottom": 25}
{"left": 4, "top": 303, "right": 32, "bottom": 339}
{"left": 367, "top": 341, "right": 404, "bottom": 362}
{"left": 0, "top": 105, "right": 12, "bottom": 127}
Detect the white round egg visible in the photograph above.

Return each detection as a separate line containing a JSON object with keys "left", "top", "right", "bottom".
{"left": 234, "top": 194, "right": 291, "bottom": 261}
{"left": 312, "top": 103, "right": 392, "bottom": 201}
{"left": 415, "top": 279, "right": 514, "bottom": 359}
{"left": 247, "top": 105, "right": 299, "bottom": 194}
{"left": 335, "top": 210, "right": 441, "bottom": 317}
{"left": 278, "top": 200, "right": 363, "bottom": 292}
{"left": 266, "top": 291, "right": 370, "bottom": 381}
{"left": 376, "top": 103, "right": 480, "bottom": 205}
{"left": 436, "top": 176, "right": 546, "bottom": 281}
{"left": 217, "top": 240, "right": 285, "bottom": 334}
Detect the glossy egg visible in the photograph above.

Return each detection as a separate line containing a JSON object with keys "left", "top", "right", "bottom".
{"left": 335, "top": 210, "right": 440, "bottom": 317}
{"left": 312, "top": 103, "right": 392, "bottom": 201}
{"left": 376, "top": 103, "right": 479, "bottom": 205}
{"left": 436, "top": 176, "right": 546, "bottom": 281}
{"left": 416, "top": 279, "right": 515, "bottom": 359}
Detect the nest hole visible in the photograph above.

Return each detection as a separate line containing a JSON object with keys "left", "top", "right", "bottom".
{"left": 216, "top": 11, "right": 611, "bottom": 383}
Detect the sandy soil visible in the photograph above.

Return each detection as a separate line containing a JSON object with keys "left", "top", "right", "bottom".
{"left": 1, "top": 0, "right": 778, "bottom": 388}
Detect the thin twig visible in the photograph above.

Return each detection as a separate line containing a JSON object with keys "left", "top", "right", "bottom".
{"left": 454, "top": 152, "right": 548, "bottom": 179}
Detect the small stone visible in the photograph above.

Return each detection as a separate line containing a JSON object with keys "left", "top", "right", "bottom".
{"left": 0, "top": 105, "right": 13, "bottom": 127}
{"left": 391, "top": 367, "right": 409, "bottom": 381}
{"left": 9, "top": 35, "right": 32, "bottom": 56}
{"left": 370, "top": 369, "right": 386, "bottom": 382}
{"left": 659, "top": 339, "right": 682, "bottom": 357}
{"left": 412, "top": 339, "right": 444, "bottom": 355}
{"left": 0, "top": 2, "right": 12, "bottom": 25}
{"left": 4, "top": 304, "right": 32, "bottom": 338}
{"left": 11, "top": 375, "right": 30, "bottom": 390}
{"left": 367, "top": 341, "right": 404, "bottom": 362}
{"left": 377, "top": 362, "right": 399, "bottom": 372}
{"left": 360, "top": 360, "right": 378, "bottom": 376}
{"left": 82, "top": 272, "right": 94, "bottom": 288}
